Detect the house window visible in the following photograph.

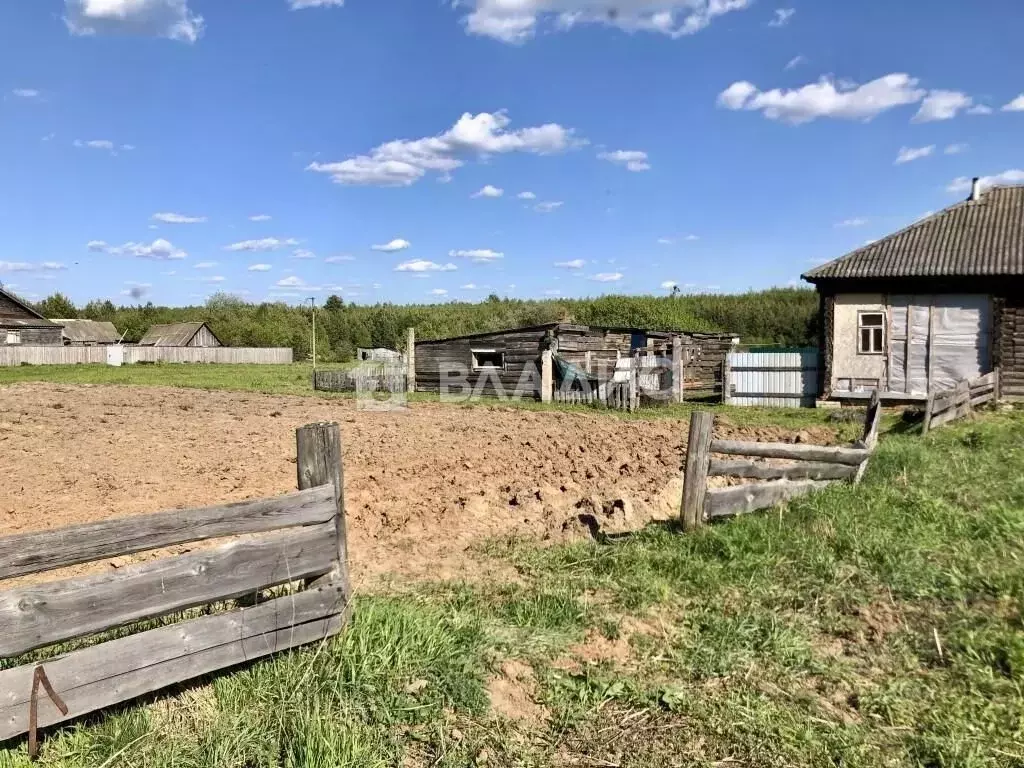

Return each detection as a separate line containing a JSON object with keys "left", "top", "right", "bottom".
{"left": 5, "top": 330, "right": 21, "bottom": 345}
{"left": 472, "top": 349, "right": 505, "bottom": 370}
{"left": 858, "top": 312, "right": 885, "bottom": 354}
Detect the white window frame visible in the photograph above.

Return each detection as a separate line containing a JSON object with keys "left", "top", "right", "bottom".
{"left": 471, "top": 348, "right": 505, "bottom": 371}
{"left": 5, "top": 330, "right": 21, "bottom": 345}
{"left": 857, "top": 311, "right": 885, "bottom": 355}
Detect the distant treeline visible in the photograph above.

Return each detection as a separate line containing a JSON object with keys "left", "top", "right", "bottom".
{"left": 30, "top": 288, "right": 819, "bottom": 362}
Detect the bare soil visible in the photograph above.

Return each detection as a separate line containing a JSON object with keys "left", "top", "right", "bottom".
{"left": 0, "top": 383, "right": 836, "bottom": 585}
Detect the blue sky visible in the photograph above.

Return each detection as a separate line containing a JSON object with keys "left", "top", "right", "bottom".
{"left": 0, "top": 0, "right": 1022, "bottom": 307}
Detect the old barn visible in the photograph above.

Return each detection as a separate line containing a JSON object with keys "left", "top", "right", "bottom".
{"left": 0, "top": 287, "right": 62, "bottom": 346}
{"left": 138, "top": 322, "right": 222, "bottom": 347}
{"left": 52, "top": 319, "right": 121, "bottom": 346}
{"left": 804, "top": 181, "right": 1024, "bottom": 402}
{"left": 413, "top": 322, "right": 736, "bottom": 399}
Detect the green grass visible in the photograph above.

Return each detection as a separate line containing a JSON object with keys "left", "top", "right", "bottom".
{"left": 1, "top": 377, "right": 1020, "bottom": 765}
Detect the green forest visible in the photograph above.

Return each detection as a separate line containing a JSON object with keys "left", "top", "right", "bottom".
{"left": 29, "top": 288, "right": 820, "bottom": 362}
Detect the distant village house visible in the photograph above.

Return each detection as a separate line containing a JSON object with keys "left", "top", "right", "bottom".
{"left": 52, "top": 319, "right": 121, "bottom": 346}
{"left": 0, "top": 287, "right": 62, "bottom": 346}
{"left": 138, "top": 322, "right": 222, "bottom": 347}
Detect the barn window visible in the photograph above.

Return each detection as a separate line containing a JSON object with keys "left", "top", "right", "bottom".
{"left": 472, "top": 349, "right": 505, "bottom": 370}
{"left": 858, "top": 312, "right": 885, "bottom": 354}
{"left": 5, "top": 330, "right": 21, "bottom": 345}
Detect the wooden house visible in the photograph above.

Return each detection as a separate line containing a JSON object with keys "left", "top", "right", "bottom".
{"left": 52, "top": 319, "right": 121, "bottom": 346}
{"left": 803, "top": 181, "right": 1024, "bottom": 402}
{"left": 138, "top": 322, "right": 222, "bottom": 347}
{"left": 0, "top": 287, "right": 62, "bottom": 346}
{"left": 414, "top": 322, "right": 736, "bottom": 398}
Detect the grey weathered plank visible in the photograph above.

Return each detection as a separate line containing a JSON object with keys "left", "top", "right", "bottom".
{"left": 709, "top": 440, "right": 869, "bottom": 466}
{"left": 296, "top": 422, "right": 349, "bottom": 598}
{"left": 0, "top": 585, "right": 346, "bottom": 741}
{"left": 0, "top": 486, "right": 336, "bottom": 582}
{"left": 707, "top": 459, "right": 857, "bottom": 481}
{"left": 705, "top": 479, "right": 835, "bottom": 519}
{"left": 681, "top": 411, "right": 714, "bottom": 531}
{"left": 0, "top": 522, "right": 337, "bottom": 658}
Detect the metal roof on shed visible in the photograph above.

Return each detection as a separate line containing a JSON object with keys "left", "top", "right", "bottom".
{"left": 138, "top": 322, "right": 218, "bottom": 346}
{"left": 52, "top": 319, "right": 120, "bottom": 344}
{"left": 803, "top": 185, "right": 1024, "bottom": 282}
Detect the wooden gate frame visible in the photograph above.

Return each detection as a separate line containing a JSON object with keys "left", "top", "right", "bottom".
{"left": 0, "top": 422, "right": 350, "bottom": 752}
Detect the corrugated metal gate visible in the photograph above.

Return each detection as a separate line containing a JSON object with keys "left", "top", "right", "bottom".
{"left": 725, "top": 349, "right": 820, "bottom": 408}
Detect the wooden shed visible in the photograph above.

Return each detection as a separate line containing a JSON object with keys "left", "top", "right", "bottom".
{"left": 52, "top": 319, "right": 121, "bottom": 346}
{"left": 414, "top": 322, "right": 736, "bottom": 399}
{"left": 0, "top": 287, "right": 62, "bottom": 346}
{"left": 803, "top": 181, "right": 1024, "bottom": 402}
{"left": 138, "top": 322, "right": 222, "bottom": 347}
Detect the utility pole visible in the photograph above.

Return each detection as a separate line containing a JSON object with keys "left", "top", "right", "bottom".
{"left": 308, "top": 297, "right": 317, "bottom": 370}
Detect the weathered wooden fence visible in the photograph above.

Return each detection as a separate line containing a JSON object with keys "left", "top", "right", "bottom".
{"left": 313, "top": 363, "right": 407, "bottom": 394}
{"left": 554, "top": 380, "right": 635, "bottom": 410}
{"left": 0, "top": 346, "right": 293, "bottom": 366}
{"left": 681, "top": 391, "right": 881, "bottom": 530}
{"left": 922, "top": 371, "right": 999, "bottom": 434}
{"left": 724, "top": 349, "right": 820, "bottom": 408}
{"left": 0, "top": 422, "right": 349, "bottom": 754}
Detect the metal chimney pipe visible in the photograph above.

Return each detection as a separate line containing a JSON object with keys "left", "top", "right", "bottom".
{"left": 970, "top": 177, "right": 982, "bottom": 202}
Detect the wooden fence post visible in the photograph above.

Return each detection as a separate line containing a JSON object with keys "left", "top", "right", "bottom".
{"left": 631, "top": 351, "right": 640, "bottom": 411}
{"left": 541, "top": 349, "right": 553, "bottom": 403}
{"left": 296, "top": 422, "right": 350, "bottom": 599}
{"left": 922, "top": 393, "right": 935, "bottom": 434}
{"left": 672, "top": 336, "right": 684, "bottom": 404}
{"left": 994, "top": 365, "right": 1002, "bottom": 402}
{"left": 406, "top": 327, "right": 416, "bottom": 394}
{"left": 681, "top": 411, "right": 714, "bottom": 532}
{"left": 722, "top": 355, "right": 732, "bottom": 405}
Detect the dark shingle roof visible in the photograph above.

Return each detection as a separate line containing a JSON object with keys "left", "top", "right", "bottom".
{"left": 803, "top": 185, "right": 1024, "bottom": 282}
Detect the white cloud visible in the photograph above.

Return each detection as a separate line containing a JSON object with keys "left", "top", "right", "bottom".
{"left": 544, "top": 289, "right": 561, "bottom": 296}
{"left": 64, "top": 0, "right": 204, "bottom": 43}
{"left": 224, "top": 237, "right": 299, "bottom": 252}
{"left": 121, "top": 144, "right": 135, "bottom": 151}
{"left": 517, "top": 191, "right": 537, "bottom": 200}
{"left": 784, "top": 55, "right": 804, "bottom": 70}
{"left": 597, "top": 149, "right": 650, "bottom": 172}
{"left": 461, "top": 283, "right": 479, "bottom": 290}
{"left": 835, "top": 217, "right": 867, "bottom": 228}
{"left": 371, "top": 238, "right": 411, "bottom": 252}
{"left": 947, "top": 170, "right": 1024, "bottom": 194}
{"left": 685, "top": 234, "right": 699, "bottom": 241}
{"left": 768, "top": 8, "right": 794, "bottom": 27}
{"left": 657, "top": 237, "right": 674, "bottom": 245}
{"left": 913, "top": 90, "right": 975, "bottom": 122}
{"left": 718, "top": 73, "right": 925, "bottom": 124}
{"left": 462, "top": 0, "right": 752, "bottom": 44}
{"left": 535, "top": 201, "right": 564, "bottom": 213}
{"left": 248, "top": 264, "right": 272, "bottom": 272}
{"left": 73, "top": 139, "right": 116, "bottom": 151}
{"left": 307, "top": 111, "right": 579, "bottom": 187}
{"left": 591, "top": 272, "right": 623, "bottom": 282}
{"left": 555, "top": 259, "right": 585, "bottom": 269}
{"left": 324, "top": 254, "right": 355, "bottom": 263}
{"left": 430, "top": 288, "right": 449, "bottom": 296}
{"left": 276, "top": 276, "right": 308, "bottom": 288}
{"left": 12, "top": 89, "right": 40, "bottom": 99}
{"left": 292, "top": 249, "right": 316, "bottom": 259}
{"left": 200, "top": 275, "right": 225, "bottom": 283}
{"left": 472, "top": 184, "right": 504, "bottom": 198}
{"left": 661, "top": 280, "right": 678, "bottom": 290}
{"left": 395, "top": 260, "right": 457, "bottom": 272}
{"left": 449, "top": 248, "right": 503, "bottom": 263}
{"left": 895, "top": 145, "right": 935, "bottom": 165}
{"left": 0, "top": 261, "right": 67, "bottom": 273}
{"left": 152, "top": 212, "right": 206, "bottom": 224}
{"left": 193, "top": 261, "right": 217, "bottom": 269}
{"left": 944, "top": 143, "right": 969, "bottom": 155}
{"left": 1002, "top": 94, "right": 1024, "bottom": 112}
{"left": 89, "top": 238, "right": 186, "bottom": 260}
{"left": 967, "top": 104, "right": 993, "bottom": 115}
{"left": 289, "top": 0, "right": 344, "bottom": 8}
{"left": 249, "top": 214, "right": 272, "bottom": 222}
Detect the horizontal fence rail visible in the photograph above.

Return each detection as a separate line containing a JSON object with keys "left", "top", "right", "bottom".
{"left": 681, "top": 390, "right": 880, "bottom": 531}
{"left": 0, "top": 422, "right": 350, "bottom": 751}
{"left": 0, "top": 346, "right": 293, "bottom": 366}
{"left": 313, "top": 364, "right": 407, "bottom": 393}
{"left": 922, "top": 370, "right": 999, "bottom": 433}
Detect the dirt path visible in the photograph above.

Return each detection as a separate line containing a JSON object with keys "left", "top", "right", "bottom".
{"left": 0, "top": 383, "right": 835, "bottom": 585}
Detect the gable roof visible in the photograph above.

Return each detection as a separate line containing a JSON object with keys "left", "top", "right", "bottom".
{"left": 52, "top": 319, "right": 121, "bottom": 344}
{"left": 138, "top": 321, "right": 220, "bottom": 346}
{"left": 803, "top": 185, "right": 1024, "bottom": 282}
{"left": 0, "top": 286, "right": 58, "bottom": 327}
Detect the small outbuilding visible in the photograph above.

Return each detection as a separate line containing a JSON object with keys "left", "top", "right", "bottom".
{"left": 0, "top": 286, "right": 62, "bottom": 346}
{"left": 52, "top": 319, "right": 121, "bottom": 346}
{"left": 803, "top": 181, "right": 1023, "bottom": 402}
{"left": 138, "top": 322, "right": 222, "bottom": 347}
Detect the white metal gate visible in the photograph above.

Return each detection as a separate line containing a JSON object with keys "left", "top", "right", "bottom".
{"left": 725, "top": 349, "right": 820, "bottom": 408}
